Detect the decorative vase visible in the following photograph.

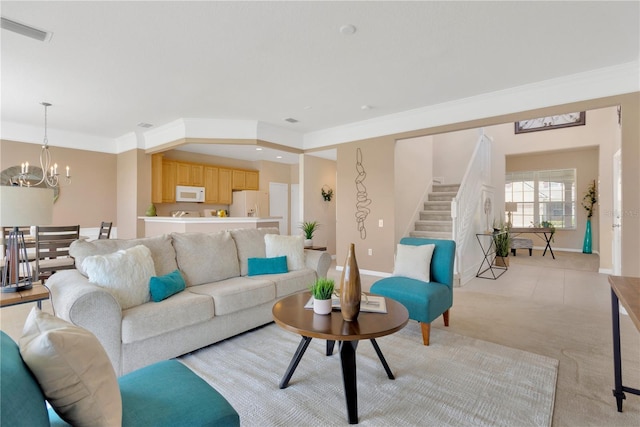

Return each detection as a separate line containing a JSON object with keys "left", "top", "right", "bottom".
{"left": 304, "top": 239, "right": 313, "bottom": 248}
{"left": 583, "top": 218, "right": 592, "bottom": 254}
{"left": 313, "top": 298, "right": 332, "bottom": 315}
{"left": 145, "top": 203, "right": 156, "bottom": 216}
{"left": 340, "top": 243, "right": 361, "bottom": 322}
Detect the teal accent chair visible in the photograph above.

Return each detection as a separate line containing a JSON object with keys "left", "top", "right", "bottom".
{"left": 0, "top": 331, "right": 239, "bottom": 427}
{"left": 370, "top": 238, "right": 456, "bottom": 345}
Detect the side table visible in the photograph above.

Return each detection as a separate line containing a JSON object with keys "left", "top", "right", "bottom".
{"left": 0, "top": 282, "right": 49, "bottom": 309}
{"left": 475, "top": 232, "right": 507, "bottom": 279}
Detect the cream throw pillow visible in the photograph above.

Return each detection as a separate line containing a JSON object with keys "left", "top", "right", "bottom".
{"left": 392, "top": 243, "right": 435, "bottom": 282}
{"left": 82, "top": 244, "right": 155, "bottom": 309}
{"left": 264, "top": 234, "right": 305, "bottom": 271}
{"left": 19, "top": 308, "right": 122, "bottom": 427}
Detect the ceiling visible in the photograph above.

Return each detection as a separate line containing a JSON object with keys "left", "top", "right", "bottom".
{"left": 1, "top": 1, "right": 638, "bottom": 164}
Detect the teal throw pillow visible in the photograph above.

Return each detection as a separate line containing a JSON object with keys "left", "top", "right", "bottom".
{"left": 149, "top": 270, "right": 186, "bottom": 302}
{"left": 247, "top": 256, "right": 288, "bottom": 276}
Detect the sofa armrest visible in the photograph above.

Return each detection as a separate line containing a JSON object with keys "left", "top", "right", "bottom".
{"left": 47, "top": 270, "right": 124, "bottom": 375}
{"left": 304, "top": 249, "right": 331, "bottom": 278}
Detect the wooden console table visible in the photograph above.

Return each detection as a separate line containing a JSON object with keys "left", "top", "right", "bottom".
{"left": 608, "top": 275, "right": 640, "bottom": 412}
{"left": 510, "top": 227, "right": 555, "bottom": 259}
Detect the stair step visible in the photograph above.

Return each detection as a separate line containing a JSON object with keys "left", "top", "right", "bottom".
{"left": 432, "top": 184, "right": 460, "bottom": 193}
{"left": 428, "top": 192, "right": 457, "bottom": 202}
{"left": 420, "top": 211, "right": 452, "bottom": 221}
{"left": 423, "top": 201, "right": 451, "bottom": 211}
{"left": 414, "top": 221, "right": 452, "bottom": 232}
{"left": 409, "top": 230, "right": 453, "bottom": 239}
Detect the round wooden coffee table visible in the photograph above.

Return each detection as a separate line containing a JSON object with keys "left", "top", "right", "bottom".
{"left": 272, "top": 291, "right": 409, "bottom": 425}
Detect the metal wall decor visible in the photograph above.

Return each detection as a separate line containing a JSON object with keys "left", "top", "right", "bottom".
{"left": 515, "top": 112, "right": 586, "bottom": 134}
{"left": 354, "top": 148, "right": 371, "bottom": 239}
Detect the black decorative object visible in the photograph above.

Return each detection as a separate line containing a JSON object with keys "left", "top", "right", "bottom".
{"left": 321, "top": 185, "right": 333, "bottom": 202}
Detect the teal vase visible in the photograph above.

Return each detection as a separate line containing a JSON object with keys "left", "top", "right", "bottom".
{"left": 582, "top": 218, "right": 592, "bottom": 254}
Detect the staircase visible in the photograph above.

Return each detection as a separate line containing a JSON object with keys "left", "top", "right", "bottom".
{"left": 410, "top": 184, "right": 460, "bottom": 240}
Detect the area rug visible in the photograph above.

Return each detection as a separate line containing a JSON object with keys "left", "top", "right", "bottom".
{"left": 179, "top": 322, "right": 558, "bottom": 426}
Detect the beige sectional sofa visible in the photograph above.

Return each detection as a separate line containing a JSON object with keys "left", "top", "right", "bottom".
{"left": 47, "top": 227, "right": 331, "bottom": 376}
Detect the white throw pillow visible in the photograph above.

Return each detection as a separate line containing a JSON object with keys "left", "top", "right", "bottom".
{"left": 82, "top": 244, "right": 155, "bottom": 309}
{"left": 19, "top": 308, "right": 122, "bottom": 427}
{"left": 392, "top": 243, "right": 435, "bottom": 282}
{"left": 264, "top": 234, "right": 305, "bottom": 271}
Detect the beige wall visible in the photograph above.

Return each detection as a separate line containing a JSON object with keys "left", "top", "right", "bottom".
{"left": 432, "top": 129, "right": 478, "bottom": 184}
{"left": 506, "top": 147, "right": 599, "bottom": 253}
{"left": 394, "top": 136, "right": 433, "bottom": 242}
{"left": 334, "top": 92, "right": 639, "bottom": 277}
{"left": 301, "top": 154, "right": 336, "bottom": 253}
{"left": 336, "top": 138, "right": 396, "bottom": 272}
{"left": 0, "top": 140, "right": 117, "bottom": 228}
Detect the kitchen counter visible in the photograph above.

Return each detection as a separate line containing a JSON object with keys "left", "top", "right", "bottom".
{"left": 138, "top": 216, "right": 281, "bottom": 237}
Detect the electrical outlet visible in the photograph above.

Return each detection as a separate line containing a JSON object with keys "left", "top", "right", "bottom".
{"left": 368, "top": 248, "right": 373, "bottom": 256}
{"left": 378, "top": 219, "right": 383, "bottom": 227}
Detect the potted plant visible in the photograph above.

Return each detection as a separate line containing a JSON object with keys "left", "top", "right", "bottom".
{"left": 493, "top": 220, "right": 511, "bottom": 267}
{"left": 309, "top": 278, "right": 335, "bottom": 315}
{"left": 300, "top": 221, "right": 319, "bottom": 248}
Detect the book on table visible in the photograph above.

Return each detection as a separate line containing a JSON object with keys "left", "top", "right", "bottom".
{"left": 304, "top": 294, "right": 387, "bottom": 314}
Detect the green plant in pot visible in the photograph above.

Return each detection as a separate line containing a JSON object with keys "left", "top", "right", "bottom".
{"left": 493, "top": 220, "right": 511, "bottom": 267}
{"left": 300, "top": 221, "right": 319, "bottom": 248}
{"left": 310, "top": 278, "right": 335, "bottom": 315}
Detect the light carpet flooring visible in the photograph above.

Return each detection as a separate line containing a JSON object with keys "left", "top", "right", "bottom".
{"left": 1, "top": 250, "right": 638, "bottom": 425}
{"left": 181, "top": 322, "right": 558, "bottom": 426}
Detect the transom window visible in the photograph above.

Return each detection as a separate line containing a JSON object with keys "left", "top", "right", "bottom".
{"left": 505, "top": 169, "right": 576, "bottom": 229}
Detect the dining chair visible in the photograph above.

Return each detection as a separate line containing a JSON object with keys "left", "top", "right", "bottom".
{"left": 98, "top": 221, "right": 112, "bottom": 239}
{"left": 34, "top": 225, "right": 80, "bottom": 282}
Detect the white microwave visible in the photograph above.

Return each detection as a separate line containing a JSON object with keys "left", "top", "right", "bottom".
{"left": 176, "top": 186, "right": 205, "bottom": 202}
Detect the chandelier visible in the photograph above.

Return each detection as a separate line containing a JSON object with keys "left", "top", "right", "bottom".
{"left": 18, "top": 102, "right": 71, "bottom": 188}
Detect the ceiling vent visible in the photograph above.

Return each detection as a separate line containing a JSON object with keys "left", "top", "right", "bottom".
{"left": 1, "top": 17, "right": 53, "bottom": 42}
{"left": 284, "top": 118, "right": 299, "bottom": 123}
{"left": 137, "top": 122, "right": 153, "bottom": 128}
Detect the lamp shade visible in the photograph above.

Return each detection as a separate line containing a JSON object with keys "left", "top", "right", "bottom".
{"left": 505, "top": 202, "right": 518, "bottom": 213}
{"left": 0, "top": 186, "right": 53, "bottom": 227}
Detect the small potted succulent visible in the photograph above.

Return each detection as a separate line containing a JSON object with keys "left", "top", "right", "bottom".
{"left": 300, "top": 221, "right": 319, "bottom": 248}
{"left": 309, "top": 278, "right": 335, "bottom": 315}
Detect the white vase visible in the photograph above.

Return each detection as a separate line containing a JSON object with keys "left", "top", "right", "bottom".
{"left": 304, "top": 239, "right": 313, "bottom": 248}
{"left": 313, "top": 297, "right": 332, "bottom": 315}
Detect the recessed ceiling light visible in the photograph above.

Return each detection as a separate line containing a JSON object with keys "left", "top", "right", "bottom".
{"left": 256, "top": 147, "right": 263, "bottom": 151}
{"left": 339, "top": 24, "right": 357, "bottom": 35}
{"left": 276, "top": 156, "right": 283, "bottom": 159}
{"left": 284, "top": 118, "right": 299, "bottom": 123}
{"left": 361, "top": 105, "right": 371, "bottom": 110}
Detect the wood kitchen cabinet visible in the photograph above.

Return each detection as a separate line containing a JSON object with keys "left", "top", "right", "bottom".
{"left": 161, "top": 160, "right": 177, "bottom": 203}
{"left": 151, "top": 154, "right": 163, "bottom": 204}
{"left": 203, "top": 166, "right": 219, "bottom": 203}
{"left": 176, "top": 162, "right": 204, "bottom": 186}
{"left": 218, "top": 168, "right": 232, "bottom": 204}
{"left": 232, "top": 169, "right": 259, "bottom": 190}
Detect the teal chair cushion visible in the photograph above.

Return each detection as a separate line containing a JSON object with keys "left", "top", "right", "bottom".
{"left": 0, "top": 331, "right": 50, "bottom": 427}
{"left": 119, "top": 360, "right": 239, "bottom": 426}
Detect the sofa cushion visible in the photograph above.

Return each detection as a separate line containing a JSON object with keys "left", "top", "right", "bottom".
{"left": 0, "top": 331, "right": 50, "bottom": 427}
{"left": 71, "top": 234, "right": 177, "bottom": 276}
{"left": 253, "top": 268, "right": 316, "bottom": 297}
{"left": 264, "top": 234, "right": 305, "bottom": 271}
{"left": 19, "top": 308, "right": 122, "bottom": 427}
{"left": 393, "top": 243, "right": 435, "bottom": 283}
{"left": 248, "top": 256, "right": 288, "bottom": 276}
{"left": 83, "top": 245, "right": 155, "bottom": 310}
{"left": 122, "top": 291, "right": 215, "bottom": 344}
{"left": 189, "top": 277, "right": 275, "bottom": 316}
{"left": 172, "top": 231, "right": 240, "bottom": 286}
{"left": 150, "top": 269, "right": 186, "bottom": 302}
{"left": 229, "top": 228, "right": 267, "bottom": 276}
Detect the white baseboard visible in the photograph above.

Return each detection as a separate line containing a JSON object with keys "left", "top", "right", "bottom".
{"left": 334, "top": 265, "right": 391, "bottom": 278}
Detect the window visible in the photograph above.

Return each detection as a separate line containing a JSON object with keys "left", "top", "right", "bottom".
{"left": 505, "top": 169, "right": 576, "bottom": 229}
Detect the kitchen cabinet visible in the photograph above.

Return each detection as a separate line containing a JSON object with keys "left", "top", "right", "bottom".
{"left": 203, "top": 166, "right": 219, "bottom": 203}
{"left": 218, "top": 168, "right": 232, "bottom": 204}
{"left": 232, "top": 169, "right": 259, "bottom": 190}
{"left": 176, "top": 162, "right": 204, "bottom": 186}
{"left": 151, "top": 154, "right": 163, "bottom": 204}
{"left": 161, "top": 160, "right": 177, "bottom": 203}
